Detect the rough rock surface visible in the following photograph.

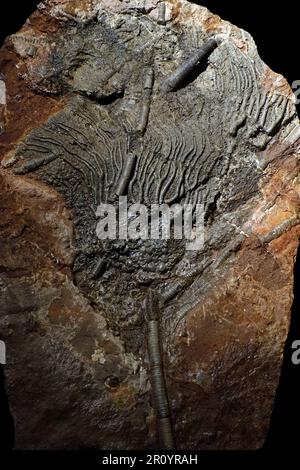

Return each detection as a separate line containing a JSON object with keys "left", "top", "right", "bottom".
{"left": 0, "top": 0, "right": 299, "bottom": 450}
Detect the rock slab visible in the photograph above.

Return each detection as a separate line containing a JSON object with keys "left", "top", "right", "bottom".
{"left": 0, "top": 0, "right": 299, "bottom": 449}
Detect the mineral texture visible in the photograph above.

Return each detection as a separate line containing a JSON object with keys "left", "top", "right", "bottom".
{"left": 0, "top": 0, "right": 299, "bottom": 450}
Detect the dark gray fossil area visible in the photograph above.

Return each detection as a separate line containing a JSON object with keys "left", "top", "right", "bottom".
{"left": 0, "top": 0, "right": 299, "bottom": 450}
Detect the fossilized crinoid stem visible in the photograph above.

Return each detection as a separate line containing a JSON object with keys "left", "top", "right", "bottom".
{"left": 13, "top": 153, "right": 58, "bottom": 175}
{"left": 157, "top": 2, "right": 166, "bottom": 25}
{"left": 144, "top": 292, "right": 175, "bottom": 450}
{"left": 162, "top": 37, "right": 219, "bottom": 92}
{"left": 137, "top": 68, "right": 154, "bottom": 135}
{"left": 91, "top": 257, "right": 107, "bottom": 280}
{"left": 115, "top": 152, "right": 137, "bottom": 196}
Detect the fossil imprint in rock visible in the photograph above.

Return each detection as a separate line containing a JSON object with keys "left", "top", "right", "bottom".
{"left": 0, "top": 0, "right": 299, "bottom": 449}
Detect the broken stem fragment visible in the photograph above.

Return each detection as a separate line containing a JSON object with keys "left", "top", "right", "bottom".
{"left": 137, "top": 69, "right": 154, "bottom": 135}
{"left": 115, "top": 152, "right": 137, "bottom": 196}
{"left": 91, "top": 258, "right": 107, "bottom": 280}
{"left": 157, "top": 2, "right": 166, "bottom": 25}
{"left": 162, "top": 37, "right": 219, "bottom": 92}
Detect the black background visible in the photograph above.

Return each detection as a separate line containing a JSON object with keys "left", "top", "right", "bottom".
{"left": 0, "top": 0, "right": 299, "bottom": 461}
